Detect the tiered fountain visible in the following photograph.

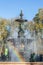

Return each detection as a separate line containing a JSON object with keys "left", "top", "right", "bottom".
{"left": 15, "top": 10, "right": 27, "bottom": 38}
{"left": 15, "top": 10, "right": 34, "bottom": 61}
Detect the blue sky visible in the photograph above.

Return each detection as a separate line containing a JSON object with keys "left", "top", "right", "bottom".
{"left": 0, "top": 0, "right": 43, "bottom": 20}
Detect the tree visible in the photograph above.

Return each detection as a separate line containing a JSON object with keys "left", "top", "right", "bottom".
{"left": 33, "top": 13, "right": 40, "bottom": 23}
{"left": 0, "top": 19, "right": 10, "bottom": 41}
{"left": 33, "top": 8, "right": 43, "bottom": 24}
{"left": 0, "top": 19, "right": 10, "bottom": 53}
{"left": 33, "top": 9, "right": 43, "bottom": 34}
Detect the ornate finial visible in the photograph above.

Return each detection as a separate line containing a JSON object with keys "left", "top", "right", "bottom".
{"left": 20, "top": 10, "right": 23, "bottom": 19}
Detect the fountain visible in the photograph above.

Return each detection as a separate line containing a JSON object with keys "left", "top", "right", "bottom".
{"left": 7, "top": 11, "right": 36, "bottom": 62}
{"left": 14, "top": 10, "right": 34, "bottom": 61}
{"left": 15, "top": 10, "right": 27, "bottom": 38}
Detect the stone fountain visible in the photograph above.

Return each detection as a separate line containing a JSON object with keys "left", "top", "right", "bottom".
{"left": 14, "top": 10, "right": 34, "bottom": 61}
{"left": 15, "top": 10, "right": 27, "bottom": 38}
{"left": 7, "top": 11, "right": 36, "bottom": 62}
